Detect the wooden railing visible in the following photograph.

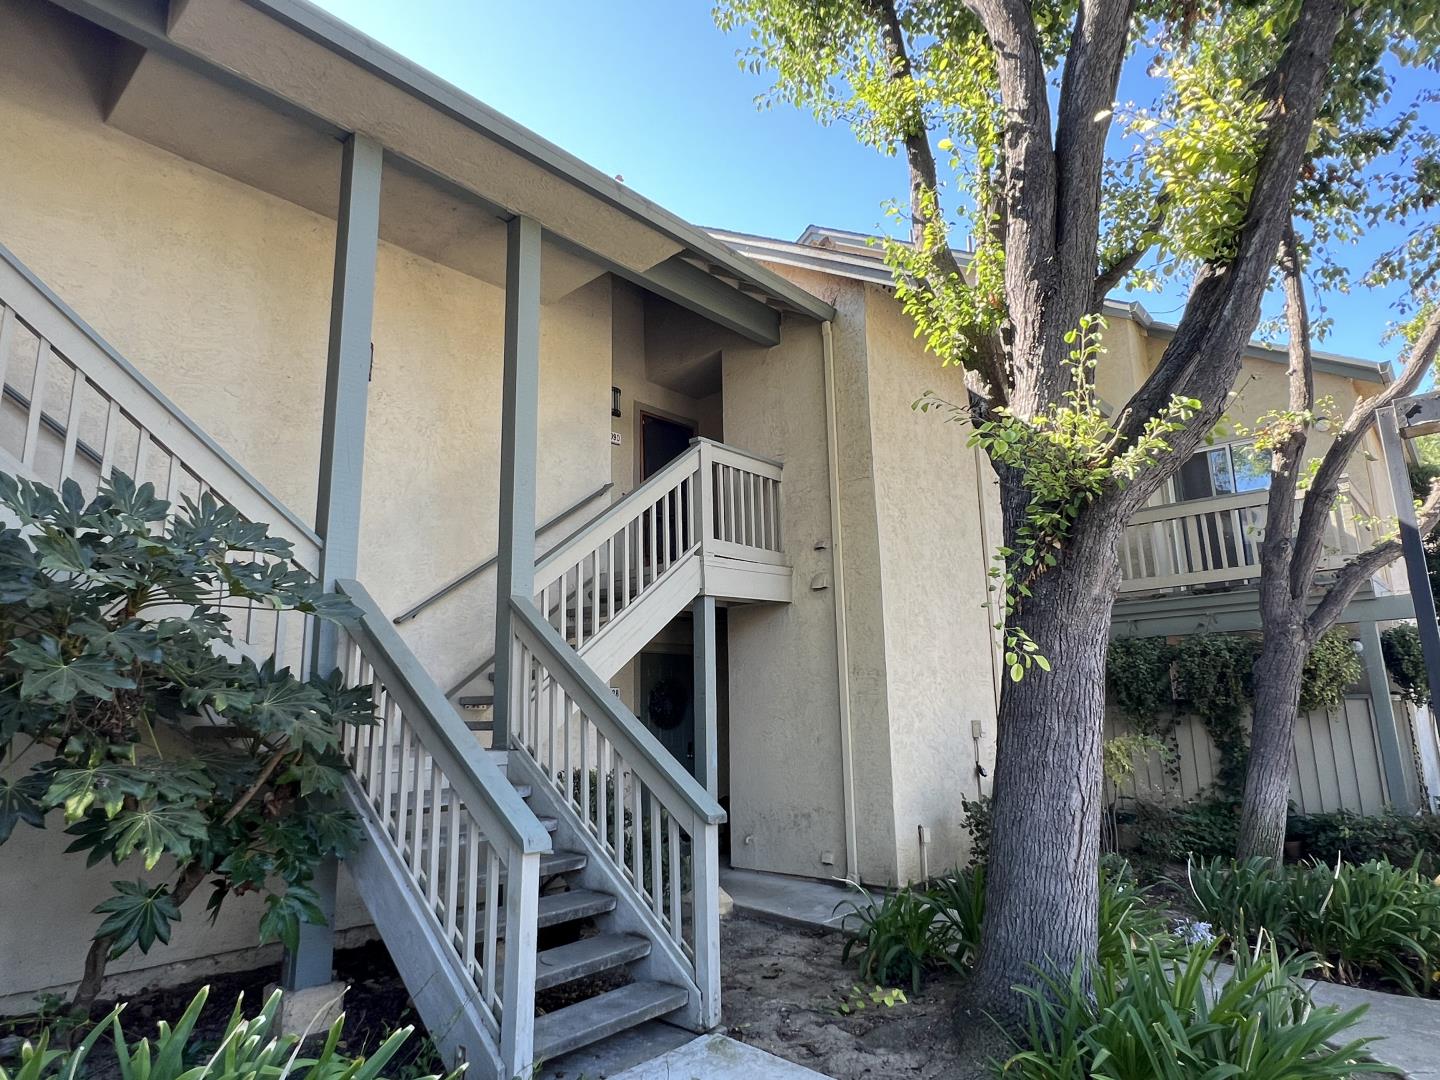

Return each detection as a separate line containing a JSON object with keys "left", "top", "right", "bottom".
{"left": 507, "top": 596, "right": 723, "bottom": 1027}
{"left": 337, "top": 580, "right": 550, "bottom": 1078}
{"left": 1118, "top": 485, "right": 1387, "bottom": 594}
{"left": 0, "top": 243, "right": 320, "bottom": 673}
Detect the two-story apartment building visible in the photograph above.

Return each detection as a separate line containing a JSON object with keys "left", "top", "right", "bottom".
{"left": 0, "top": 1, "right": 1433, "bottom": 1076}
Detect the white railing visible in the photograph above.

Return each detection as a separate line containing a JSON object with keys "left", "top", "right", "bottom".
{"left": 531, "top": 437, "right": 784, "bottom": 652}
{"left": 1118, "top": 485, "right": 1386, "bottom": 594}
{"left": 0, "top": 243, "right": 320, "bottom": 672}
{"left": 508, "top": 596, "right": 723, "bottom": 1026}
{"left": 337, "top": 580, "right": 551, "bottom": 1077}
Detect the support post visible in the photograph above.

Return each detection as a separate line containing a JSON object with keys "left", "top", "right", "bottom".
{"left": 1378, "top": 406, "right": 1440, "bottom": 727}
{"left": 1358, "top": 620, "right": 1416, "bottom": 812}
{"left": 693, "top": 594, "right": 718, "bottom": 796}
{"left": 285, "top": 132, "right": 382, "bottom": 992}
{"left": 492, "top": 216, "right": 543, "bottom": 748}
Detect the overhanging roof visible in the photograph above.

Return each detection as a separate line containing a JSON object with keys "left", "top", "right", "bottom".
{"left": 714, "top": 226, "right": 1389, "bottom": 384}
{"left": 45, "top": 0, "right": 835, "bottom": 341}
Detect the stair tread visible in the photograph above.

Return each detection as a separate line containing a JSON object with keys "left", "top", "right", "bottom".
{"left": 534, "top": 932, "right": 652, "bottom": 991}
{"left": 535, "top": 888, "right": 617, "bottom": 928}
{"left": 534, "top": 981, "right": 689, "bottom": 1060}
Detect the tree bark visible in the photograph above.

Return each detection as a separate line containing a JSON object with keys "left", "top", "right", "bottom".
{"left": 69, "top": 861, "right": 208, "bottom": 1016}
{"left": 1237, "top": 629, "right": 1309, "bottom": 860}
{"left": 966, "top": 511, "right": 1120, "bottom": 1023}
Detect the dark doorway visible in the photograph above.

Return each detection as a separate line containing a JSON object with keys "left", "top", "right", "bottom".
{"left": 641, "top": 411, "right": 697, "bottom": 479}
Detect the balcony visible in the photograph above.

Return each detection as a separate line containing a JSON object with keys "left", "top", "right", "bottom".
{"left": 1117, "top": 485, "right": 1399, "bottom": 596}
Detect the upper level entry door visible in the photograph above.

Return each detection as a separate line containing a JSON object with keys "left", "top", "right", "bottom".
{"left": 641, "top": 411, "right": 696, "bottom": 479}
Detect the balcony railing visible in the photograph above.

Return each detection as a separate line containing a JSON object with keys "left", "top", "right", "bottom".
{"left": 1118, "top": 485, "right": 1395, "bottom": 595}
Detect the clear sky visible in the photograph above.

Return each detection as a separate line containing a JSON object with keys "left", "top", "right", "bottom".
{"left": 310, "top": 0, "right": 1429, "bottom": 368}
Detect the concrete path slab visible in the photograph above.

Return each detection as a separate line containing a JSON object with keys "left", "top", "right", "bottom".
{"left": 719, "top": 868, "right": 856, "bottom": 931}
{"left": 609, "top": 1034, "right": 836, "bottom": 1079}
{"left": 1301, "top": 978, "right": 1440, "bottom": 1079}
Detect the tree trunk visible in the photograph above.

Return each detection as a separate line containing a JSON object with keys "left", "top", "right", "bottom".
{"left": 965, "top": 512, "right": 1120, "bottom": 1026}
{"left": 1236, "top": 630, "right": 1308, "bottom": 860}
{"left": 69, "top": 862, "right": 208, "bottom": 1016}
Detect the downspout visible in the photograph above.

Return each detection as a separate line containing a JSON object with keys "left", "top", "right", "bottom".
{"left": 821, "top": 319, "right": 860, "bottom": 878}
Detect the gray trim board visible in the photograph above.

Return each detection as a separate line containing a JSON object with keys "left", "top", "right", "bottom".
{"left": 1111, "top": 589, "right": 1421, "bottom": 639}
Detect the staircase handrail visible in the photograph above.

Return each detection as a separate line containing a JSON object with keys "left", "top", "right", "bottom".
{"left": 337, "top": 579, "right": 552, "bottom": 855}
{"left": 510, "top": 595, "right": 724, "bottom": 827}
{"left": 0, "top": 242, "right": 319, "bottom": 570}
{"left": 393, "top": 481, "right": 614, "bottom": 624}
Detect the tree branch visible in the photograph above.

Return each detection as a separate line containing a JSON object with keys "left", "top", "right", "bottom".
{"left": 1291, "top": 302, "right": 1440, "bottom": 591}
{"left": 1057, "top": 0, "right": 1136, "bottom": 313}
{"left": 961, "top": 0, "right": 1059, "bottom": 414}
{"left": 1091, "top": 191, "right": 1171, "bottom": 311}
{"left": 1110, "top": 0, "right": 1347, "bottom": 513}
{"left": 1307, "top": 480, "right": 1440, "bottom": 636}
{"left": 865, "top": 0, "right": 1010, "bottom": 406}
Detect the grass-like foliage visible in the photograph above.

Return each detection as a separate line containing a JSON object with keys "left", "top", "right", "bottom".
{"left": 839, "top": 858, "right": 1177, "bottom": 993}
{"left": 1187, "top": 856, "right": 1440, "bottom": 996}
{"left": 0, "top": 985, "right": 455, "bottom": 1080}
{"left": 0, "top": 472, "right": 371, "bottom": 1008}
{"left": 997, "top": 936, "right": 1385, "bottom": 1079}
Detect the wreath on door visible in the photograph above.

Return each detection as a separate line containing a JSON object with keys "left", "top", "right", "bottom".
{"left": 647, "top": 677, "right": 685, "bottom": 731}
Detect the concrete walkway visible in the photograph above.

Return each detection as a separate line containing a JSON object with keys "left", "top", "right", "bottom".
{"left": 719, "top": 867, "right": 858, "bottom": 930}
{"left": 610, "top": 1034, "right": 834, "bottom": 1079}
{"left": 1303, "top": 978, "right": 1440, "bottom": 1079}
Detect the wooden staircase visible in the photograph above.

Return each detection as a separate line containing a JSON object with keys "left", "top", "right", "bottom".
{"left": 0, "top": 241, "right": 789, "bottom": 1080}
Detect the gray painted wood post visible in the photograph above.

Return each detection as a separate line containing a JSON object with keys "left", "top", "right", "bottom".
{"left": 1358, "top": 620, "right": 1416, "bottom": 812}
{"left": 693, "top": 594, "right": 718, "bottom": 796}
{"left": 692, "top": 820, "right": 722, "bottom": 1029}
{"left": 286, "top": 132, "right": 382, "bottom": 992}
{"left": 1378, "top": 406, "right": 1440, "bottom": 724}
{"left": 492, "top": 215, "right": 542, "bottom": 748}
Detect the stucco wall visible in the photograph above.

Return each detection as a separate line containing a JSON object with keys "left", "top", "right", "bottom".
{"left": 0, "top": 2, "right": 613, "bottom": 1004}
{"left": 722, "top": 311, "right": 849, "bottom": 880}
{"left": 861, "top": 287, "right": 999, "bottom": 881}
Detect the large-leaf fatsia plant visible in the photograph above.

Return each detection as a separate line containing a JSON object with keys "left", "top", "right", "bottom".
{"left": 0, "top": 471, "right": 371, "bottom": 1012}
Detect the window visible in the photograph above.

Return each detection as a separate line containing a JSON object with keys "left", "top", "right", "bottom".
{"left": 1175, "top": 441, "right": 1272, "bottom": 501}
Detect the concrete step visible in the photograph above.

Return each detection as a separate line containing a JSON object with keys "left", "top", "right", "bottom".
{"left": 533, "top": 981, "right": 689, "bottom": 1061}
{"left": 533, "top": 932, "right": 652, "bottom": 991}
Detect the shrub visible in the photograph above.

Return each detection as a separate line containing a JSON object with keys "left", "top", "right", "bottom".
{"left": 960, "top": 795, "right": 991, "bottom": 868}
{"left": 1132, "top": 798, "right": 1239, "bottom": 863}
{"left": 0, "top": 472, "right": 369, "bottom": 1009}
{"left": 1381, "top": 623, "right": 1428, "bottom": 705}
{"left": 1289, "top": 808, "right": 1440, "bottom": 876}
{"left": 838, "top": 884, "right": 962, "bottom": 993}
{"left": 0, "top": 986, "right": 452, "bottom": 1080}
{"left": 840, "top": 858, "right": 1178, "bottom": 990}
{"left": 1187, "top": 856, "right": 1440, "bottom": 996}
{"left": 998, "top": 936, "right": 1385, "bottom": 1080}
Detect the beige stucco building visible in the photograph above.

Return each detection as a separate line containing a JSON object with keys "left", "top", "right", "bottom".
{"left": 0, "top": 1, "right": 1434, "bottom": 1073}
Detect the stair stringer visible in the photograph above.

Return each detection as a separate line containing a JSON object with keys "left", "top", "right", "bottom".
{"left": 341, "top": 780, "right": 505, "bottom": 1078}
{"left": 577, "top": 553, "right": 705, "bottom": 683}
{"left": 504, "top": 749, "right": 705, "bottom": 1032}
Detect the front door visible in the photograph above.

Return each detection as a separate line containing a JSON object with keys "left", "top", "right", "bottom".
{"left": 641, "top": 411, "right": 696, "bottom": 479}
{"left": 639, "top": 411, "right": 697, "bottom": 567}
{"left": 638, "top": 650, "right": 695, "bottom": 778}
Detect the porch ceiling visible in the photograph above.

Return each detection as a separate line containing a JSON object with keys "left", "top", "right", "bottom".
{"left": 45, "top": 0, "right": 834, "bottom": 341}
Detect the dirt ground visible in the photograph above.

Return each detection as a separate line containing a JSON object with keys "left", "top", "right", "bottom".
{"left": 721, "top": 915, "right": 1005, "bottom": 1079}
{"left": 5, "top": 917, "right": 1003, "bottom": 1080}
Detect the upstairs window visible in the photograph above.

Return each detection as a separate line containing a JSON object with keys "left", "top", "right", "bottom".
{"left": 1175, "top": 441, "right": 1272, "bottom": 502}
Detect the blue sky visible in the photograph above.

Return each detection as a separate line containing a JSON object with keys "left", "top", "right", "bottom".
{"left": 312, "top": 0, "right": 1430, "bottom": 367}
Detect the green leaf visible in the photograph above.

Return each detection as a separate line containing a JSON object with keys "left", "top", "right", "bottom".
{"left": 258, "top": 881, "right": 327, "bottom": 952}
{"left": 8, "top": 637, "right": 136, "bottom": 704}
{"left": 94, "top": 879, "right": 182, "bottom": 957}
{"left": 45, "top": 760, "right": 152, "bottom": 822}
{"left": 0, "top": 770, "right": 47, "bottom": 842}
{"left": 105, "top": 803, "right": 211, "bottom": 869}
